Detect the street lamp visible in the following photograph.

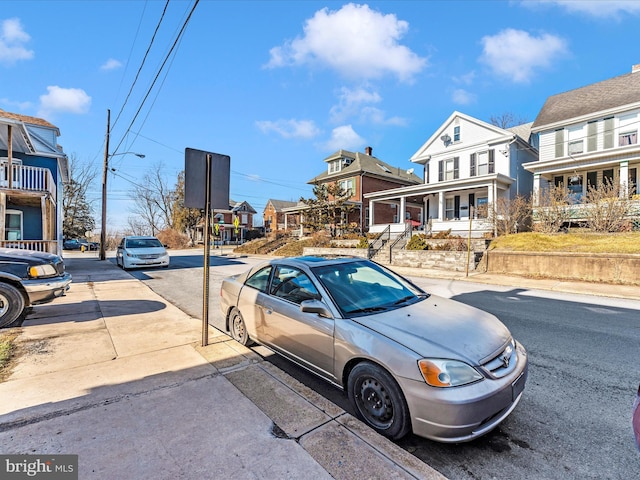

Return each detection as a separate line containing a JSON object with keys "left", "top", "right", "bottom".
{"left": 99, "top": 110, "right": 145, "bottom": 260}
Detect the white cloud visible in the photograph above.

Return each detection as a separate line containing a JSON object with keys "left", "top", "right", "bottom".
{"left": 451, "top": 89, "right": 476, "bottom": 106}
{"left": 522, "top": 0, "right": 640, "bottom": 18}
{"left": 0, "top": 18, "right": 34, "bottom": 65}
{"left": 38, "top": 86, "right": 91, "bottom": 117}
{"left": 100, "top": 58, "right": 123, "bottom": 71}
{"left": 0, "top": 97, "right": 33, "bottom": 110}
{"left": 479, "top": 29, "right": 568, "bottom": 83}
{"left": 453, "top": 71, "right": 476, "bottom": 85}
{"left": 329, "top": 86, "right": 381, "bottom": 123}
{"left": 256, "top": 119, "right": 321, "bottom": 139}
{"left": 266, "top": 3, "right": 427, "bottom": 82}
{"left": 322, "top": 125, "right": 365, "bottom": 151}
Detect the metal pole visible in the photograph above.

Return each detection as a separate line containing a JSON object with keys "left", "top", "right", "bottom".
{"left": 466, "top": 206, "right": 473, "bottom": 277}
{"left": 100, "top": 109, "right": 110, "bottom": 261}
{"left": 201, "top": 154, "right": 212, "bottom": 346}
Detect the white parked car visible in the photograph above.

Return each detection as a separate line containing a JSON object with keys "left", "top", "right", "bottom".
{"left": 116, "top": 236, "right": 170, "bottom": 270}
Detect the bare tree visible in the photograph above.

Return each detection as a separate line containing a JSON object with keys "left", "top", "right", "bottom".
{"left": 63, "top": 154, "right": 98, "bottom": 239}
{"left": 584, "top": 179, "right": 636, "bottom": 232}
{"left": 533, "top": 185, "right": 573, "bottom": 233}
{"left": 489, "top": 112, "right": 528, "bottom": 129}
{"left": 128, "top": 163, "right": 175, "bottom": 235}
{"left": 486, "top": 195, "right": 532, "bottom": 236}
{"left": 171, "top": 171, "right": 202, "bottom": 244}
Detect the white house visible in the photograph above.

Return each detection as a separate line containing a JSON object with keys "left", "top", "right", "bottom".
{"left": 525, "top": 64, "right": 640, "bottom": 217}
{"left": 365, "top": 111, "right": 537, "bottom": 237}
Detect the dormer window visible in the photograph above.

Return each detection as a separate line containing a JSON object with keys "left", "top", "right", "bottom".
{"left": 328, "top": 159, "right": 342, "bottom": 174}
{"left": 343, "top": 157, "right": 353, "bottom": 166}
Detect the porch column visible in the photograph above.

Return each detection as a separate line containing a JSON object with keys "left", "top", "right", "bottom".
{"left": 620, "top": 160, "right": 629, "bottom": 197}
{"left": 0, "top": 192, "right": 5, "bottom": 241}
{"left": 533, "top": 174, "right": 541, "bottom": 206}
{"left": 488, "top": 181, "right": 495, "bottom": 205}
{"left": 369, "top": 200, "right": 375, "bottom": 227}
{"left": 284, "top": 213, "right": 288, "bottom": 230}
{"left": 438, "top": 191, "right": 444, "bottom": 221}
{"left": 399, "top": 196, "right": 406, "bottom": 223}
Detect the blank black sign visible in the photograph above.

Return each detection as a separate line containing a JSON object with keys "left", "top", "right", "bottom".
{"left": 184, "top": 148, "right": 230, "bottom": 209}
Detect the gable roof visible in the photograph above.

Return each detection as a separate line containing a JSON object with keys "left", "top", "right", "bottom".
{"left": 506, "top": 122, "right": 533, "bottom": 144}
{"left": 265, "top": 199, "right": 298, "bottom": 212}
{"left": 0, "top": 108, "right": 63, "bottom": 157}
{"left": 532, "top": 69, "right": 640, "bottom": 130}
{"left": 308, "top": 149, "right": 422, "bottom": 185}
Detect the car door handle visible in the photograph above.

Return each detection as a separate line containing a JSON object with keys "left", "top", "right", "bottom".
{"left": 261, "top": 305, "right": 274, "bottom": 315}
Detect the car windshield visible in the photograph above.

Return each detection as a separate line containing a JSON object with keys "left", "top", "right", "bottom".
{"left": 313, "top": 260, "right": 427, "bottom": 317}
{"left": 126, "top": 238, "right": 163, "bottom": 248}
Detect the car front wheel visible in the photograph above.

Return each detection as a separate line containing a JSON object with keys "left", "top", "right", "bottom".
{"left": 348, "top": 361, "right": 411, "bottom": 440}
{"left": 0, "top": 282, "right": 26, "bottom": 328}
{"left": 229, "top": 308, "right": 252, "bottom": 346}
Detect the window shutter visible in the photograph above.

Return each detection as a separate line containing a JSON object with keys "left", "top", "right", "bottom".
{"left": 438, "top": 160, "right": 443, "bottom": 181}
{"left": 587, "top": 121, "right": 597, "bottom": 152}
{"left": 454, "top": 195, "right": 460, "bottom": 219}
{"left": 488, "top": 149, "right": 495, "bottom": 174}
{"left": 453, "top": 157, "right": 459, "bottom": 179}
{"left": 555, "top": 129, "right": 564, "bottom": 158}
{"left": 469, "top": 193, "right": 475, "bottom": 214}
{"left": 603, "top": 117, "right": 614, "bottom": 149}
{"left": 470, "top": 153, "right": 476, "bottom": 176}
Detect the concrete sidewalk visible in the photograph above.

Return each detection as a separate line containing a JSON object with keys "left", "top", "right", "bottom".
{"left": 0, "top": 256, "right": 445, "bottom": 480}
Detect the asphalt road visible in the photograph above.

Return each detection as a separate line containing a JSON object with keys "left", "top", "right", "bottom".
{"left": 117, "top": 250, "right": 640, "bottom": 480}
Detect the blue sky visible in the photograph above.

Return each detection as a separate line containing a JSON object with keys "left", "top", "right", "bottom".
{"left": 2, "top": 0, "right": 640, "bottom": 231}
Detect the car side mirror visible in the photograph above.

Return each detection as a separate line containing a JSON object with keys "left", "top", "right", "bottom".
{"left": 300, "top": 299, "right": 333, "bottom": 319}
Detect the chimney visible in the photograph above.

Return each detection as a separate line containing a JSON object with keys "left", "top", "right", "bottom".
{"left": 633, "top": 64, "right": 640, "bottom": 74}
{"left": 365, "top": 146, "right": 373, "bottom": 156}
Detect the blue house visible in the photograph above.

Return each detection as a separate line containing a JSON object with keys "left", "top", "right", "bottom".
{"left": 0, "top": 109, "right": 69, "bottom": 255}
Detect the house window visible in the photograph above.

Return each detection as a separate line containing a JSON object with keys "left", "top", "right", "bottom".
{"left": 629, "top": 168, "right": 637, "bottom": 196}
{"left": 440, "top": 157, "right": 459, "bottom": 181}
{"left": 477, "top": 151, "right": 489, "bottom": 175}
{"left": 476, "top": 197, "right": 488, "bottom": 218}
{"left": 453, "top": 126, "right": 460, "bottom": 142}
{"left": 5, "top": 210, "right": 22, "bottom": 241}
{"left": 445, "top": 198, "right": 455, "bottom": 220}
{"left": 339, "top": 178, "right": 354, "bottom": 196}
{"left": 328, "top": 159, "right": 341, "bottom": 174}
{"left": 568, "top": 174, "right": 583, "bottom": 201}
{"left": 619, "top": 131, "right": 637, "bottom": 146}
{"left": 568, "top": 126, "right": 583, "bottom": 155}
{"left": 603, "top": 169, "right": 614, "bottom": 187}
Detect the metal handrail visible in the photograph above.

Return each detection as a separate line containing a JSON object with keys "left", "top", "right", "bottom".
{"left": 367, "top": 225, "right": 390, "bottom": 259}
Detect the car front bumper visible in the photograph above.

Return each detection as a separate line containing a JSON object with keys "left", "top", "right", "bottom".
{"left": 22, "top": 272, "right": 72, "bottom": 305}
{"left": 399, "top": 342, "right": 528, "bottom": 443}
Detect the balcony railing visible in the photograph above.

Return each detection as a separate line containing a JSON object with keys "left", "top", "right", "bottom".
{"left": 0, "top": 240, "right": 59, "bottom": 254}
{"left": 0, "top": 163, "right": 56, "bottom": 201}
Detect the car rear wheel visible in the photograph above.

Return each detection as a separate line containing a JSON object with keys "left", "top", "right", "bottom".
{"left": 229, "top": 308, "right": 252, "bottom": 346}
{"left": 348, "top": 361, "right": 411, "bottom": 440}
{"left": 0, "top": 282, "right": 26, "bottom": 328}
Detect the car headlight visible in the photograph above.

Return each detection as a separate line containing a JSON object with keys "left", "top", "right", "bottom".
{"left": 29, "top": 264, "right": 58, "bottom": 278}
{"left": 418, "top": 359, "right": 484, "bottom": 387}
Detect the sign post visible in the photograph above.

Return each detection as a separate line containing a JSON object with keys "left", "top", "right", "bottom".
{"left": 184, "top": 148, "right": 230, "bottom": 347}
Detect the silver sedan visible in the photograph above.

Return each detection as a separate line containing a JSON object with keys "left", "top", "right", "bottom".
{"left": 220, "top": 256, "right": 527, "bottom": 442}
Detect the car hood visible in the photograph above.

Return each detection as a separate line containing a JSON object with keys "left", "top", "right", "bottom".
{"left": 352, "top": 294, "right": 511, "bottom": 364}
{"left": 0, "top": 248, "right": 60, "bottom": 265}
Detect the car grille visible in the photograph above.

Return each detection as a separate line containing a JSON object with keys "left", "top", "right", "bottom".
{"left": 138, "top": 254, "right": 161, "bottom": 260}
{"left": 481, "top": 339, "right": 517, "bottom": 379}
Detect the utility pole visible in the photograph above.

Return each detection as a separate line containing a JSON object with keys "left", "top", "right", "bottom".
{"left": 100, "top": 109, "right": 110, "bottom": 261}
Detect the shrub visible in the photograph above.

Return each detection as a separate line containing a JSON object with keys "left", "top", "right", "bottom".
{"left": 357, "top": 237, "right": 369, "bottom": 248}
{"left": 406, "top": 234, "right": 428, "bottom": 250}
{"left": 157, "top": 229, "right": 191, "bottom": 249}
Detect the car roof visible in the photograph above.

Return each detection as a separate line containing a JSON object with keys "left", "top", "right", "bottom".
{"left": 123, "top": 236, "right": 159, "bottom": 240}
{"left": 274, "top": 255, "right": 366, "bottom": 268}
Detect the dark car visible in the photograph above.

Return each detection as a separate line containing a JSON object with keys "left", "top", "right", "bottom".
{"left": 63, "top": 239, "right": 98, "bottom": 251}
{"left": 0, "top": 248, "right": 72, "bottom": 328}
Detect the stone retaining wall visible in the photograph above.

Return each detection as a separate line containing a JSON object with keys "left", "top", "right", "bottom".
{"left": 482, "top": 251, "right": 640, "bottom": 285}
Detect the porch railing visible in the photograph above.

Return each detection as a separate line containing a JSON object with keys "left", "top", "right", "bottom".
{"left": 0, "top": 163, "right": 56, "bottom": 202}
{"left": 0, "top": 240, "right": 59, "bottom": 254}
